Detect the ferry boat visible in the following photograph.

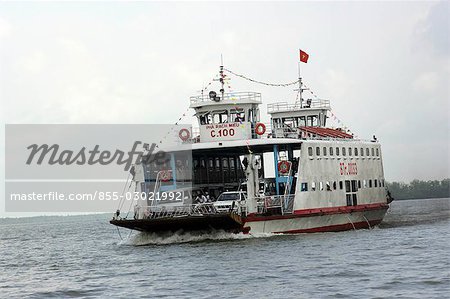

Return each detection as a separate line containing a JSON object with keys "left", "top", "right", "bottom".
{"left": 110, "top": 60, "right": 393, "bottom": 235}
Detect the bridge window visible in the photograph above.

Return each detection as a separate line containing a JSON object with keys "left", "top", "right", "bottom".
{"left": 363, "top": 179, "right": 367, "bottom": 188}
{"left": 358, "top": 180, "right": 361, "bottom": 189}
{"left": 342, "top": 147, "right": 346, "bottom": 156}
{"left": 301, "top": 182, "right": 308, "bottom": 191}
{"left": 311, "top": 182, "right": 316, "bottom": 191}
{"left": 355, "top": 148, "right": 358, "bottom": 156}
{"left": 329, "top": 147, "right": 334, "bottom": 156}
{"left": 200, "top": 113, "right": 212, "bottom": 125}
{"left": 316, "top": 147, "right": 320, "bottom": 156}
{"left": 382, "top": 179, "right": 385, "bottom": 187}
{"left": 213, "top": 111, "right": 229, "bottom": 124}
{"left": 308, "top": 147, "right": 313, "bottom": 156}
{"left": 307, "top": 115, "right": 319, "bottom": 126}
{"left": 371, "top": 148, "right": 375, "bottom": 156}
{"left": 336, "top": 147, "right": 340, "bottom": 156}
{"left": 231, "top": 109, "right": 245, "bottom": 123}
{"left": 376, "top": 148, "right": 379, "bottom": 156}
{"left": 339, "top": 181, "right": 343, "bottom": 190}
{"left": 366, "top": 148, "right": 370, "bottom": 156}
{"left": 349, "top": 147, "right": 352, "bottom": 156}
{"left": 360, "top": 148, "right": 364, "bottom": 157}
{"left": 374, "top": 179, "right": 378, "bottom": 187}
{"left": 319, "top": 182, "right": 324, "bottom": 191}
{"left": 369, "top": 179, "right": 372, "bottom": 188}
{"left": 326, "top": 181, "right": 331, "bottom": 191}
{"left": 323, "top": 147, "right": 327, "bottom": 156}
{"left": 333, "top": 181, "right": 337, "bottom": 190}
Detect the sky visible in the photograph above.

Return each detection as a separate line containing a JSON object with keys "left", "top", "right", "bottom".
{"left": 0, "top": 1, "right": 449, "bottom": 217}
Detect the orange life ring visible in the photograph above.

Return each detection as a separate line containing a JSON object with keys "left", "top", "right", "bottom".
{"left": 255, "top": 123, "right": 266, "bottom": 135}
{"left": 277, "top": 161, "right": 290, "bottom": 174}
{"left": 160, "top": 170, "right": 171, "bottom": 182}
{"left": 178, "top": 129, "right": 190, "bottom": 141}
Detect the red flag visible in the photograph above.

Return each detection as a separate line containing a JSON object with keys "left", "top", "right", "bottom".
{"left": 299, "top": 49, "right": 309, "bottom": 63}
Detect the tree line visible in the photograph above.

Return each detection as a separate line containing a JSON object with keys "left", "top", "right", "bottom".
{"left": 386, "top": 179, "right": 450, "bottom": 200}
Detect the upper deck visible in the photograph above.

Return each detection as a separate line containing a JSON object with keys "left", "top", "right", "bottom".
{"left": 190, "top": 91, "right": 262, "bottom": 109}
{"left": 267, "top": 99, "right": 330, "bottom": 113}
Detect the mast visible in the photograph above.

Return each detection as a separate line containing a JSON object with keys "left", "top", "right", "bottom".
{"left": 220, "top": 54, "right": 225, "bottom": 100}
{"left": 298, "top": 61, "right": 303, "bottom": 108}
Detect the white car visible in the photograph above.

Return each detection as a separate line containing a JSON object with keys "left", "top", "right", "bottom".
{"left": 213, "top": 191, "right": 247, "bottom": 213}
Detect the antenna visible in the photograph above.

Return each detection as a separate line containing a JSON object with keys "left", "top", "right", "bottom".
{"left": 219, "top": 54, "right": 225, "bottom": 100}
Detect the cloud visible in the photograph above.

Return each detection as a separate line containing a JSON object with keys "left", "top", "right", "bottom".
{"left": 0, "top": 17, "right": 12, "bottom": 38}
{"left": 414, "top": 1, "right": 449, "bottom": 58}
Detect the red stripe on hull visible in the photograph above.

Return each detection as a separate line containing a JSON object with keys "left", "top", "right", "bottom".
{"left": 244, "top": 202, "right": 388, "bottom": 222}
{"left": 273, "top": 219, "right": 382, "bottom": 234}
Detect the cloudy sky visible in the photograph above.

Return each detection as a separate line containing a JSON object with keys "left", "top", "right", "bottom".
{"left": 0, "top": 1, "right": 448, "bottom": 216}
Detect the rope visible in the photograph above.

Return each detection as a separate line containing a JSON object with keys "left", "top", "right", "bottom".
{"left": 224, "top": 68, "right": 300, "bottom": 87}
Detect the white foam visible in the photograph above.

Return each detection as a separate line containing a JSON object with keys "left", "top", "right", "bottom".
{"left": 124, "top": 230, "right": 275, "bottom": 246}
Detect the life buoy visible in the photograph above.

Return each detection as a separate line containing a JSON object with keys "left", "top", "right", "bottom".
{"left": 160, "top": 170, "right": 171, "bottom": 182}
{"left": 178, "top": 129, "right": 190, "bottom": 141}
{"left": 255, "top": 123, "right": 266, "bottom": 135}
{"left": 277, "top": 161, "right": 290, "bottom": 174}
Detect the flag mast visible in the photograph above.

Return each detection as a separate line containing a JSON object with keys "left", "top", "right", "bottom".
{"left": 298, "top": 59, "right": 303, "bottom": 108}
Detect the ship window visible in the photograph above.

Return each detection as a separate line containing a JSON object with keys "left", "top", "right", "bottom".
{"left": 349, "top": 147, "right": 352, "bottom": 156}
{"left": 366, "top": 148, "right": 370, "bottom": 156}
{"left": 230, "top": 157, "right": 235, "bottom": 169}
{"left": 301, "top": 182, "right": 308, "bottom": 191}
{"left": 355, "top": 148, "right": 358, "bottom": 156}
{"left": 215, "top": 157, "right": 220, "bottom": 168}
{"left": 376, "top": 148, "right": 379, "bottom": 156}
{"left": 358, "top": 180, "right": 361, "bottom": 189}
{"left": 323, "top": 147, "right": 327, "bottom": 156}
{"left": 371, "top": 148, "right": 375, "bottom": 156}
{"left": 382, "top": 179, "right": 385, "bottom": 187}
{"left": 342, "top": 147, "right": 346, "bottom": 156}
{"left": 308, "top": 147, "right": 313, "bottom": 156}
{"left": 222, "top": 158, "right": 228, "bottom": 168}
{"left": 374, "top": 179, "right": 378, "bottom": 187}
{"left": 311, "top": 182, "right": 316, "bottom": 191}
{"left": 329, "top": 147, "right": 334, "bottom": 156}
{"left": 363, "top": 179, "right": 367, "bottom": 188}
{"left": 208, "top": 158, "right": 214, "bottom": 168}
{"left": 345, "top": 180, "right": 351, "bottom": 192}
{"left": 299, "top": 116, "right": 306, "bottom": 127}
{"left": 326, "top": 181, "right": 331, "bottom": 191}
{"left": 316, "top": 147, "right": 320, "bottom": 156}
{"left": 339, "top": 181, "right": 343, "bottom": 190}
{"left": 307, "top": 115, "right": 319, "bottom": 126}
{"left": 369, "top": 180, "right": 372, "bottom": 188}
{"left": 319, "top": 182, "right": 324, "bottom": 191}
{"left": 346, "top": 194, "right": 352, "bottom": 206}
{"left": 336, "top": 147, "right": 340, "bottom": 156}
{"left": 231, "top": 109, "right": 245, "bottom": 123}
{"left": 360, "top": 148, "right": 364, "bottom": 157}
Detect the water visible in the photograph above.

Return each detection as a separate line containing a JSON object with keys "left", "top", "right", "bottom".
{"left": 1, "top": 198, "right": 449, "bottom": 299}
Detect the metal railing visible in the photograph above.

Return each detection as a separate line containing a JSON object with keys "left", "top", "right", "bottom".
{"left": 139, "top": 203, "right": 225, "bottom": 220}
{"left": 257, "top": 194, "right": 295, "bottom": 215}
{"left": 267, "top": 100, "right": 330, "bottom": 113}
{"left": 190, "top": 92, "right": 262, "bottom": 105}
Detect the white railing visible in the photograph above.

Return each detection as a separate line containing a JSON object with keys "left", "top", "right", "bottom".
{"left": 139, "top": 203, "right": 221, "bottom": 219}
{"left": 267, "top": 99, "right": 330, "bottom": 113}
{"left": 190, "top": 92, "right": 262, "bottom": 105}
{"left": 257, "top": 194, "right": 295, "bottom": 215}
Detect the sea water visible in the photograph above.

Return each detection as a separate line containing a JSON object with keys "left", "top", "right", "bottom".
{"left": 0, "top": 198, "right": 449, "bottom": 298}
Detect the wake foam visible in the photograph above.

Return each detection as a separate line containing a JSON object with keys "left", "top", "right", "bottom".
{"left": 125, "top": 230, "right": 275, "bottom": 246}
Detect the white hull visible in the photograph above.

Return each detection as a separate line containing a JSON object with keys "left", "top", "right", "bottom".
{"left": 244, "top": 205, "right": 388, "bottom": 234}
